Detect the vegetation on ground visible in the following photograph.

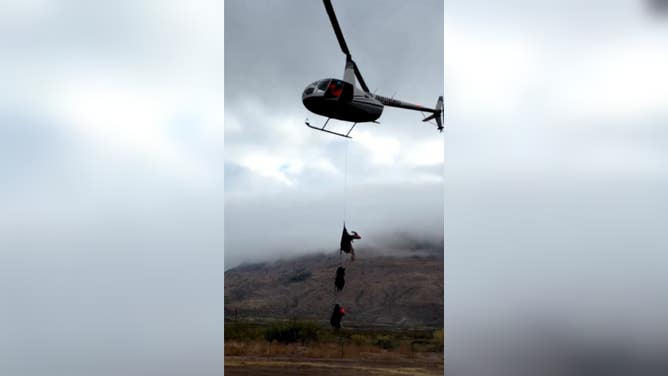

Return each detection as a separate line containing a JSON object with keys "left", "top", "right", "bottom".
{"left": 264, "top": 320, "right": 320, "bottom": 344}
{"left": 225, "top": 320, "right": 443, "bottom": 353}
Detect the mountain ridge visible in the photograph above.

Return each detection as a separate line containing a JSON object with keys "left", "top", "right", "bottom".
{"left": 225, "top": 249, "right": 443, "bottom": 328}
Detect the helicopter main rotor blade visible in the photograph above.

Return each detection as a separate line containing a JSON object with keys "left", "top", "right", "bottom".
{"left": 352, "top": 60, "right": 370, "bottom": 93}
{"left": 323, "top": 0, "right": 351, "bottom": 58}
{"left": 324, "top": 1, "right": 372, "bottom": 93}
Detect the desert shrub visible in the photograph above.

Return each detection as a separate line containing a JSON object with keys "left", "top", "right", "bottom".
{"left": 409, "top": 330, "right": 444, "bottom": 353}
{"left": 350, "top": 334, "right": 372, "bottom": 346}
{"left": 264, "top": 320, "right": 320, "bottom": 344}
{"left": 317, "top": 328, "right": 339, "bottom": 343}
{"left": 225, "top": 321, "right": 264, "bottom": 341}
{"left": 226, "top": 340, "right": 279, "bottom": 356}
{"left": 433, "top": 328, "right": 444, "bottom": 350}
{"left": 374, "top": 335, "right": 399, "bottom": 350}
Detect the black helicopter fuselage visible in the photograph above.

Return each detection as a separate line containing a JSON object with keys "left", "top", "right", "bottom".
{"left": 302, "top": 78, "right": 383, "bottom": 123}
{"left": 302, "top": 1, "right": 444, "bottom": 138}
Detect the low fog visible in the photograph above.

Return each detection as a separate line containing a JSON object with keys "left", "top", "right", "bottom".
{"left": 224, "top": 181, "right": 444, "bottom": 268}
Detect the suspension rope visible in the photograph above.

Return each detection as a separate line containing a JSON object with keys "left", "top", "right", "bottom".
{"left": 334, "top": 140, "right": 351, "bottom": 319}
{"left": 335, "top": 139, "right": 350, "bottom": 301}
{"left": 340, "top": 139, "right": 350, "bottom": 270}
{"left": 342, "top": 138, "right": 349, "bottom": 225}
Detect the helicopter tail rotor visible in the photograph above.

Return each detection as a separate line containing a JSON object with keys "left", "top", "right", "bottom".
{"left": 422, "top": 96, "right": 444, "bottom": 132}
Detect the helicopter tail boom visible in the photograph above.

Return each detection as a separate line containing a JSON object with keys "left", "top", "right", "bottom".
{"left": 374, "top": 94, "right": 444, "bottom": 132}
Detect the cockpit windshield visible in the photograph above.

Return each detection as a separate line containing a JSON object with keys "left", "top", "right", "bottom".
{"left": 317, "top": 79, "right": 330, "bottom": 91}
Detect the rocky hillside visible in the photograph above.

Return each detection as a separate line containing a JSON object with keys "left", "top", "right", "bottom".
{"left": 225, "top": 249, "right": 443, "bottom": 328}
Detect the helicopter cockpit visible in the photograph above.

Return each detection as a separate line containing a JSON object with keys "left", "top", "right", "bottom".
{"left": 303, "top": 79, "right": 329, "bottom": 98}
{"left": 303, "top": 79, "right": 348, "bottom": 101}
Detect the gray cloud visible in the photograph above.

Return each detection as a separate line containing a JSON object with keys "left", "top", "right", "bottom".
{"left": 225, "top": 181, "right": 444, "bottom": 267}
{"left": 443, "top": 0, "right": 668, "bottom": 372}
{"left": 1, "top": 1, "right": 225, "bottom": 375}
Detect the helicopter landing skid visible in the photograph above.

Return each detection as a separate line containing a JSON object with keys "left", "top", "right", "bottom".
{"left": 305, "top": 118, "right": 356, "bottom": 139}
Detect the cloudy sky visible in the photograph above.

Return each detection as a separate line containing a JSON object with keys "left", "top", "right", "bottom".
{"left": 224, "top": 0, "right": 445, "bottom": 268}
{"left": 444, "top": 0, "right": 668, "bottom": 374}
{"left": 2, "top": 1, "right": 225, "bottom": 374}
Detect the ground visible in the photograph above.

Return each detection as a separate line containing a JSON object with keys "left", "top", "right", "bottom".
{"left": 224, "top": 355, "right": 444, "bottom": 376}
{"left": 223, "top": 315, "right": 444, "bottom": 375}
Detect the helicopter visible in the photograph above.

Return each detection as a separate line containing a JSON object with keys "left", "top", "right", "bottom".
{"left": 303, "top": 0, "right": 444, "bottom": 139}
